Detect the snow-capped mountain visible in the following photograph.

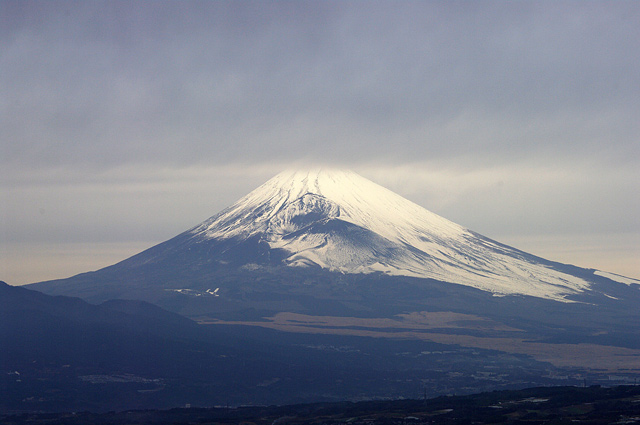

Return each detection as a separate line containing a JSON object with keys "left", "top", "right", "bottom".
{"left": 29, "top": 168, "right": 638, "bottom": 307}
{"left": 185, "top": 169, "right": 626, "bottom": 302}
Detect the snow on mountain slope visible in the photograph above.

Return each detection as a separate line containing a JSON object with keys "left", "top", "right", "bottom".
{"left": 594, "top": 270, "right": 640, "bottom": 286}
{"left": 189, "top": 169, "right": 593, "bottom": 302}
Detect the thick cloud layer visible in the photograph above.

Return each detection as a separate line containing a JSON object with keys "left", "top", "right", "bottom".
{"left": 1, "top": 2, "right": 638, "bottom": 284}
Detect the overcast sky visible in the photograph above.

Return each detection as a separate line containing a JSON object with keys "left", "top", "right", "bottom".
{"left": 1, "top": 1, "right": 639, "bottom": 285}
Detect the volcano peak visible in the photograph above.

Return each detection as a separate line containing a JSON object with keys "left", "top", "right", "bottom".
{"left": 180, "top": 169, "right": 597, "bottom": 301}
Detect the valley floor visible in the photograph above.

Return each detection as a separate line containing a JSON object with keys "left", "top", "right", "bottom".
{"left": 201, "top": 312, "right": 640, "bottom": 371}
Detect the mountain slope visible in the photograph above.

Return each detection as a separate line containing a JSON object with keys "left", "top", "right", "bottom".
{"left": 0, "top": 282, "right": 357, "bottom": 410}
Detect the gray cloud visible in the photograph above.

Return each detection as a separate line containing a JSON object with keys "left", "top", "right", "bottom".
{"left": 3, "top": 2, "right": 638, "bottom": 167}
{"left": 1, "top": 1, "right": 639, "bottom": 283}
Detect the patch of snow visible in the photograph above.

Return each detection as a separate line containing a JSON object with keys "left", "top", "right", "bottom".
{"left": 166, "top": 288, "right": 219, "bottom": 297}
{"left": 594, "top": 270, "right": 640, "bottom": 286}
